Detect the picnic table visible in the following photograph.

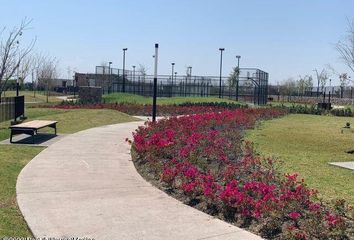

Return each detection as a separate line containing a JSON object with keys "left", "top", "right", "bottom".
{"left": 9, "top": 120, "right": 58, "bottom": 144}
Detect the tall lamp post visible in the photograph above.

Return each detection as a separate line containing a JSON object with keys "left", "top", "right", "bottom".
{"left": 132, "top": 65, "right": 136, "bottom": 94}
{"left": 108, "top": 61, "right": 112, "bottom": 73}
{"left": 73, "top": 72, "right": 77, "bottom": 98}
{"left": 171, "top": 63, "right": 175, "bottom": 96}
{"left": 187, "top": 66, "right": 192, "bottom": 84}
{"left": 152, "top": 44, "right": 159, "bottom": 122}
{"left": 132, "top": 65, "right": 136, "bottom": 82}
{"left": 218, "top": 48, "right": 225, "bottom": 98}
{"left": 235, "top": 55, "right": 241, "bottom": 101}
{"left": 188, "top": 66, "right": 192, "bottom": 77}
{"left": 122, "top": 48, "right": 128, "bottom": 92}
{"left": 108, "top": 61, "right": 112, "bottom": 93}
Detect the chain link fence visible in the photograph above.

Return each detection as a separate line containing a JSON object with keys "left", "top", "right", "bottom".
{"left": 83, "top": 66, "right": 269, "bottom": 105}
{"left": 268, "top": 84, "right": 354, "bottom": 105}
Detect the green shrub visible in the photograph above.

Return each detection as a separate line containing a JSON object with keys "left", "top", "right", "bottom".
{"left": 177, "top": 102, "right": 248, "bottom": 109}
{"left": 276, "top": 104, "right": 354, "bottom": 117}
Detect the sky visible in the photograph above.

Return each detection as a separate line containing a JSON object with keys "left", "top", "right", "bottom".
{"left": 1, "top": 0, "right": 353, "bottom": 85}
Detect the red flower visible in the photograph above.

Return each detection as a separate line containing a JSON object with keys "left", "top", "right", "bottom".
{"left": 184, "top": 166, "right": 199, "bottom": 178}
{"left": 288, "top": 212, "right": 301, "bottom": 220}
{"left": 325, "top": 213, "right": 341, "bottom": 226}
{"left": 308, "top": 203, "right": 321, "bottom": 212}
{"left": 182, "top": 182, "right": 197, "bottom": 193}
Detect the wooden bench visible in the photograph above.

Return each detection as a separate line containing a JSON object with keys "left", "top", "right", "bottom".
{"left": 9, "top": 120, "right": 58, "bottom": 144}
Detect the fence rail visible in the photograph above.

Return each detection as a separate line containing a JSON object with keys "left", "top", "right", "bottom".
{"left": 0, "top": 96, "right": 25, "bottom": 123}
{"left": 75, "top": 67, "right": 269, "bottom": 105}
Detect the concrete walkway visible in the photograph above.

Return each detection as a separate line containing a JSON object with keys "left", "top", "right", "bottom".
{"left": 329, "top": 161, "right": 354, "bottom": 171}
{"left": 17, "top": 121, "right": 261, "bottom": 240}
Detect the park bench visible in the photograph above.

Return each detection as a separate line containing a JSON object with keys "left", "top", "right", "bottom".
{"left": 9, "top": 120, "right": 58, "bottom": 144}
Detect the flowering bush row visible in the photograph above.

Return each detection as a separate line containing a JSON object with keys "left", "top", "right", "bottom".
{"left": 43, "top": 101, "right": 248, "bottom": 116}
{"left": 132, "top": 108, "right": 354, "bottom": 239}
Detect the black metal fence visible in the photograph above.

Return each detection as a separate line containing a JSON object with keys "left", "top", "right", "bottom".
{"left": 92, "top": 66, "right": 269, "bottom": 105}
{"left": 0, "top": 96, "right": 25, "bottom": 123}
{"left": 268, "top": 84, "right": 354, "bottom": 99}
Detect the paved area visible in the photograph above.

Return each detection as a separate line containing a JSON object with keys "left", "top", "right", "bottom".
{"left": 0, "top": 133, "right": 67, "bottom": 147}
{"left": 133, "top": 116, "right": 165, "bottom": 121}
{"left": 56, "top": 95, "right": 75, "bottom": 101}
{"left": 17, "top": 121, "right": 262, "bottom": 240}
{"left": 329, "top": 161, "right": 354, "bottom": 171}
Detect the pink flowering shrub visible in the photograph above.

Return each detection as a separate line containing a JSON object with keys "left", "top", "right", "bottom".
{"left": 132, "top": 108, "right": 354, "bottom": 239}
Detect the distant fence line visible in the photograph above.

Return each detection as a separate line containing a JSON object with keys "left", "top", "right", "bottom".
{"left": 0, "top": 96, "right": 25, "bottom": 123}
{"left": 268, "top": 85, "right": 354, "bottom": 99}
{"left": 75, "top": 67, "right": 269, "bottom": 105}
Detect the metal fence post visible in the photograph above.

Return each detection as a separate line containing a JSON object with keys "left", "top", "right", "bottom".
{"left": 152, "top": 44, "right": 158, "bottom": 122}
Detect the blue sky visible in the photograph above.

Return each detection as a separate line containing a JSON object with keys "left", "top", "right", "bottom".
{"left": 1, "top": 0, "right": 353, "bottom": 84}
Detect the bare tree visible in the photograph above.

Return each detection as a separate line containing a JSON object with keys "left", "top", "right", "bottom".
{"left": 305, "top": 75, "right": 313, "bottom": 92}
{"left": 19, "top": 54, "right": 33, "bottom": 84}
{"left": 30, "top": 53, "right": 47, "bottom": 97}
{"left": 319, "top": 70, "right": 329, "bottom": 93}
{"left": 66, "top": 66, "right": 72, "bottom": 80}
{"left": 100, "top": 61, "right": 108, "bottom": 67}
{"left": 227, "top": 67, "right": 240, "bottom": 87}
{"left": 327, "top": 64, "right": 349, "bottom": 98}
{"left": 99, "top": 61, "right": 109, "bottom": 75}
{"left": 336, "top": 18, "right": 354, "bottom": 74}
{"left": 0, "top": 18, "right": 35, "bottom": 97}
{"left": 339, "top": 73, "right": 349, "bottom": 98}
{"left": 297, "top": 75, "right": 313, "bottom": 96}
{"left": 279, "top": 78, "right": 296, "bottom": 101}
{"left": 37, "top": 55, "right": 59, "bottom": 102}
{"left": 297, "top": 76, "right": 306, "bottom": 96}
{"left": 138, "top": 64, "right": 147, "bottom": 78}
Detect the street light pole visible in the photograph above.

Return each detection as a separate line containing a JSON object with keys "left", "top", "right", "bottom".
{"left": 108, "top": 61, "right": 112, "bottom": 93}
{"left": 16, "top": 59, "right": 19, "bottom": 97}
{"left": 171, "top": 63, "right": 175, "bottom": 96}
{"left": 235, "top": 55, "right": 241, "bottom": 101}
{"left": 218, "top": 48, "right": 225, "bottom": 98}
{"left": 132, "top": 65, "right": 136, "bottom": 81}
{"left": 132, "top": 65, "right": 136, "bottom": 94}
{"left": 122, "top": 48, "right": 128, "bottom": 92}
{"left": 152, "top": 44, "right": 159, "bottom": 122}
{"left": 108, "top": 61, "right": 112, "bottom": 74}
{"left": 73, "top": 72, "right": 76, "bottom": 98}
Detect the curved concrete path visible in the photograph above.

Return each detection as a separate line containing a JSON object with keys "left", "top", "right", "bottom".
{"left": 17, "top": 121, "right": 261, "bottom": 240}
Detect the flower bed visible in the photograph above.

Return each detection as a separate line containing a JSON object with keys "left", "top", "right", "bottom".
{"left": 131, "top": 108, "right": 354, "bottom": 239}
{"left": 42, "top": 102, "right": 247, "bottom": 116}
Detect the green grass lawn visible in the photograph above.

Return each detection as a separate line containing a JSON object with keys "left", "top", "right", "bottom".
{"left": 0, "top": 146, "right": 43, "bottom": 236}
{"left": 1, "top": 90, "right": 62, "bottom": 104}
{"left": 247, "top": 114, "right": 354, "bottom": 204}
{"left": 103, "top": 92, "right": 241, "bottom": 105}
{"left": 0, "top": 108, "right": 138, "bottom": 237}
